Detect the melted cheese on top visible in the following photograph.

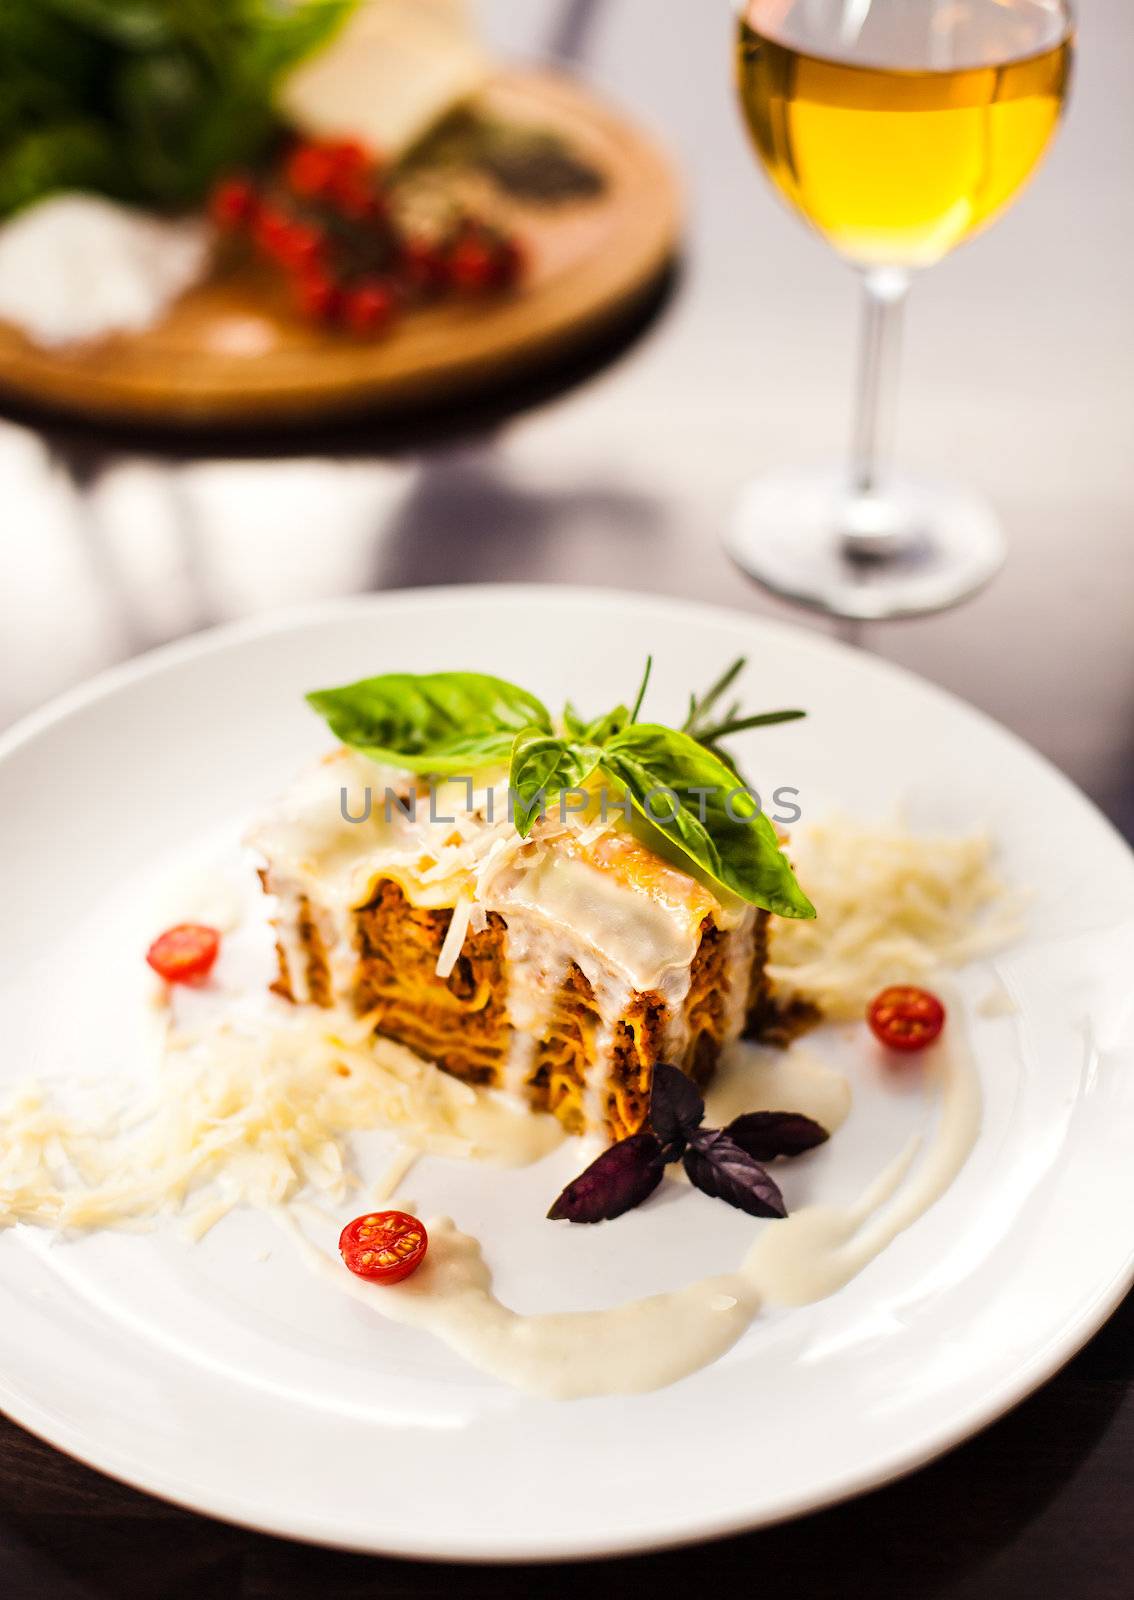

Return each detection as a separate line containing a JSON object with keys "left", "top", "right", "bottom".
{"left": 248, "top": 748, "right": 744, "bottom": 996}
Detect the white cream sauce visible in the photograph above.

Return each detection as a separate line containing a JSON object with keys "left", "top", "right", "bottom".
{"left": 294, "top": 1018, "right": 980, "bottom": 1399}
{"left": 977, "top": 978, "right": 1018, "bottom": 1018}
{"left": 440, "top": 1079, "right": 565, "bottom": 1167}
{"left": 704, "top": 1038, "right": 853, "bottom": 1133}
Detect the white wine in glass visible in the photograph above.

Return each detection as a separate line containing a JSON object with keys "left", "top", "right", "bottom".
{"left": 726, "top": 0, "right": 1074, "bottom": 619}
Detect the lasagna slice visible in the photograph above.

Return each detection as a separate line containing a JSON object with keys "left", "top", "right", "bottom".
{"left": 250, "top": 749, "right": 777, "bottom": 1141}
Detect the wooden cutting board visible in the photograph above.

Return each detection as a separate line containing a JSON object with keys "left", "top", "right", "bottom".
{"left": 0, "top": 70, "right": 681, "bottom": 431}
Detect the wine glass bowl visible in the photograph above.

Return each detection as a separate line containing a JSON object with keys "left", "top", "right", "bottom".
{"left": 726, "top": 0, "right": 1074, "bottom": 619}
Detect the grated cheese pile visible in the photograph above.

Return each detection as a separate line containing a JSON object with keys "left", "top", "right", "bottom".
{"left": 0, "top": 1007, "right": 505, "bottom": 1238}
{"left": 769, "top": 816, "right": 1022, "bottom": 1020}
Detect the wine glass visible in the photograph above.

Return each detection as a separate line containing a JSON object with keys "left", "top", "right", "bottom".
{"left": 727, "top": 0, "right": 1074, "bottom": 619}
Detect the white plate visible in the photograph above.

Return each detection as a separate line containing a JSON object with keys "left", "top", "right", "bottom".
{"left": 1, "top": 585, "right": 1132, "bottom": 1561}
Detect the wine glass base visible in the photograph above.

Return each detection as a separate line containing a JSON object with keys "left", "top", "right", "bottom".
{"left": 725, "top": 470, "right": 1005, "bottom": 621}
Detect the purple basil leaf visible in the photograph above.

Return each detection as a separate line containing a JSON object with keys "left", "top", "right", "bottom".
{"left": 649, "top": 1061, "right": 705, "bottom": 1160}
{"left": 548, "top": 1131, "right": 666, "bottom": 1223}
{"left": 683, "top": 1129, "right": 787, "bottom": 1219}
{"left": 726, "top": 1111, "right": 829, "bottom": 1163}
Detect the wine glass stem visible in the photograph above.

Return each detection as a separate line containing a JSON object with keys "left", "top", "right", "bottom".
{"left": 844, "top": 267, "right": 912, "bottom": 554}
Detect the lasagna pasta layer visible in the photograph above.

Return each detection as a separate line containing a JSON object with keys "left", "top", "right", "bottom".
{"left": 265, "top": 875, "right": 771, "bottom": 1142}
{"left": 253, "top": 750, "right": 781, "bottom": 1141}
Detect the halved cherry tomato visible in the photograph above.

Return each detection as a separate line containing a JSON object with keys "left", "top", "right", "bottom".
{"left": 339, "top": 1211, "right": 428, "bottom": 1284}
{"left": 867, "top": 985, "right": 946, "bottom": 1053}
{"left": 146, "top": 924, "right": 220, "bottom": 986}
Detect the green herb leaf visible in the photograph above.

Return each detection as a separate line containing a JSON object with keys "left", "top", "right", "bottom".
{"left": 0, "top": 122, "right": 120, "bottom": 217}
{"left": 701, "top": 709, "right": 807, "bottom": 736}
{"left": 560, "top": 697, "right": 629, "bottom": 745}
{"left": 628, "top": 655, "right": 653, "bottom": 724}
{"left": 600, "top": 724, "right": 815, "bottom": 919}
{"left": 679, "top": 658, "right": 806, "bottom": 776}
{"left": 509, "top": 731, "right": 602, "bottom": 838}
{"left": 0, "top": 0, "right": 356, "bottom": 217}
{"left": 682, "top": 657, "right": 747, "bottom": 740}
{"left": 307, "top": 671, "right": 552, "bottom": 775}
{"left": 583, "top": 704, "right": 630, "bottom": 745}
{"left": 304, "top": 661, "right": 814, "bottom": 918}
{"left": 39, "top": 0, "right": 173, "bottom": 50}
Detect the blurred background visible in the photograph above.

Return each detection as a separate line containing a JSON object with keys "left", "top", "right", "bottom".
{"left": 0, "top": 0, "right": 1131, "bottom": 835}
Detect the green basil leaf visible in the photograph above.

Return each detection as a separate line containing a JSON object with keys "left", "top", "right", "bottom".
{"left": 510, "top": 731, "right": 602, "bottom": 838}
{"left": 560, "top": 699, "right": 628, "bottom": 745}
{"left": 601, "top": 724, "right": 815, "bottom": 919}
{"left": 2, "top": 0, "right": 356, "bottom": 216}
{"left": 307, "top": 671, "right": 552, "bottom": 774}
{"left": 39, "top": 0, "right": 173, "bottom": 50}
{"left": 583, "top": 704, "right": 629, "bottom": 745}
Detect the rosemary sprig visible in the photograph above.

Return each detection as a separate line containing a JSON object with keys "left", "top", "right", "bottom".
{"left": 681, "top": 657, "right": 805, "bottom": 767}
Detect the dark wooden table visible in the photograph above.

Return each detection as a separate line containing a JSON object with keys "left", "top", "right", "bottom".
{"left": 1, "top": 1, "right": 1132, "bottom": 1593}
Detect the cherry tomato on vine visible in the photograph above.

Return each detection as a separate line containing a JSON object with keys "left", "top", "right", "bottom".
{"left": 342, "top": 279, "right": 396, "bottom": 334}
{"left": 209, "top": 177, "right": 257, "bottom": 230}
{"left": 253, "top": 204, "right": 294, "bottom": 259}
{"left": 326, "top": 139, "right": 371, "bottom": 178}
{"left": 295, "top": 267, "right": 339, "bottom": 321}
{"left": 493, "top": 236, "right": 525, "bottom": 288}
{"left": 285, "top": 141, "right": 339, "bottom": 198}
{"left": 867, "top": 985, "right": 946, "bottom": 1053}
{"left": 339, "top": 1211, "right": 428, "bottom": 1284}
{"left": 447, "top": 234, "right": 497, "bottom": 293}
{"left": 402, "top": 236, "right": 447, "bottom": 292}
{"left": 330, "top": 171, "right": 385, "bottom": 223}
{"left": 276, "top": 221, "right": 326, "bottom": 271}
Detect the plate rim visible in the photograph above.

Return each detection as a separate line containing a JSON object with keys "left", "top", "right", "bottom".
{"left": 1, "top": 581, "right": 1132, "bottom": 1561}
